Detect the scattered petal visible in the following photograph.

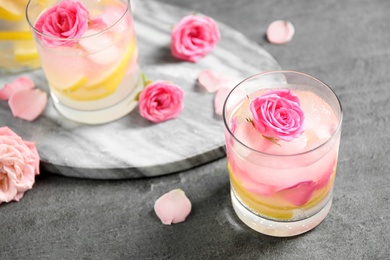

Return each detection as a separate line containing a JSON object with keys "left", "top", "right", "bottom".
{"left": 154, "top": 189, "right": 192, "bottom": 225}
{"left": 277, "top": 181, "right": 317, "bottom": 206}
{"left": 198, "top": 70, "right": 234, "bottom": 93}
{"left": 0, "top": 76, "right": 35, "bottom": 101}
{"left": 266, "top": 20, "right": 295, "bottom": 44}
{"left": 8, "top": 88, "right": 47, "bottom": 121}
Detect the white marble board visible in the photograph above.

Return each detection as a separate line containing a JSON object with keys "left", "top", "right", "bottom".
{"left": 0, "top": 0, "right": 280, "bottom": 179}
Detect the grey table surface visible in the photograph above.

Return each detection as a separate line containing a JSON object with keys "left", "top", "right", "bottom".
{"left": 1, "top": 0, "right": 389, "bottom": 259}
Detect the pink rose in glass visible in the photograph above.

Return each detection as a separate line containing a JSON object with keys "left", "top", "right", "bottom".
{"left": 34, "top": 0, "right": 89, "bottom": 47}
{"left": 171, "top": 15, "right": 220, "bottom": 62}
{"left": 249, "top": 89, "right": 305, "bottom": 142}
{"left": 0, "top": 127, "right": 40, "bottom": 204}
{"left": 139, "top": 80, "right": 184, "bottom": 123}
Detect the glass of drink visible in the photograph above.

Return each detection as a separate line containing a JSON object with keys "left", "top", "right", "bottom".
{"left": 26, "top": 0, "right": 143, "bottom": 124}
{"left": 223, "top": 71, "right": 343, "bottom": 237}
{"left": 0, "top": 0, "right": 40, "bottom": 74}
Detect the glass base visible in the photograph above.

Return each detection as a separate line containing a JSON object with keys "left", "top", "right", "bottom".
{"left": 51, "top": 77, "right": 144, "bottom": 124}
{"left": 231, "top": 189, "right": 332, "bottom": 237}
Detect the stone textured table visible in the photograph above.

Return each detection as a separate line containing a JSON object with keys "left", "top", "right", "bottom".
{"left": 1, "top": 0, "right": 389, "bottom": 259}
{"left": 0, "top": 0, "right": 279, "bottom": 179}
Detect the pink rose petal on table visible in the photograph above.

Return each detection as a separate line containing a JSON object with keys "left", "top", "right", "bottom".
{"left": 154, "top": 189, "right": 192, "bottom": 225}
{"left": 8, "top": 88, "right": 47, "bottom": 121}
{"left": 0, "top": 77, "right": 35, "bottom": 101}
{"left": 198, "top": 70, "right": 234, "bottom": 93}
{"left": 266, "top": 20, "right": 295, "bottom": 44}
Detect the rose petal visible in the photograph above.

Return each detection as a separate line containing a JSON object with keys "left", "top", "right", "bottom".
{"left": 277, "top": 181, "right": 317, "bottom": 206}
{"left": 8, "top": 88, "right": 47, "bottom": 121}
{"left": 266, "top": 20, "right": 295, "bottom": 44}
{"left": 198, "top": 70, "right": 233, "bottom": 93}
{"left": 0, "top": 77, "right": 35, "bottom": 101}
{"left": 154, "top": 189, "right": 192, "bottom": 225}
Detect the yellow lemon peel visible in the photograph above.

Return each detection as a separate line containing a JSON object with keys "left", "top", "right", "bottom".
{"left": 58, "top": 37, "right": 137, "bottom": 101}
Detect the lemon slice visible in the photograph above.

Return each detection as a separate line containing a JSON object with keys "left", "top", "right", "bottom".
{"left": 0, "top": 31, "right": 32, "bottom": 40}
{"left": 0, "top": 0, "right": 25, "bottom": 21}
{"left": 62, "top": 37, "right": 137, "bottom": 101}
{"left": 49, "top": 76, "right": 88, "bottom": 94}
{"left": 14, "top": 40, "right": 39, "bottom": 62}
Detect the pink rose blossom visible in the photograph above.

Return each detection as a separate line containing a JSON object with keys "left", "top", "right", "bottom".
{"left": 0, "top": 127, "right": 40, "bottom": 204}
{"left": 154, "top": 189, "right": 192, "bottom": 225}
{"left": 34, "top": 0, "right": 89, "bottom": 47}
{"left": 250, "top": 89, "right": 305, "bottom": 141}
{"left": 139, "top": 80, "right": 184, "bottom": 123}
{"left": 171, "top": 15, "right": 220, "bottom": 62}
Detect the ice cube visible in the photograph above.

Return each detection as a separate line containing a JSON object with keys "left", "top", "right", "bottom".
{"left": 79, "top": 30, "right": 120, "bottom": 65}
{"left": 264, "top": 131, "right": 308, "bottom": 155}
{"left": 39, "top": 46, "right": 87, "bottom": 90}
{"left": 101, "top": 6, "right": 130, "bottom": 33}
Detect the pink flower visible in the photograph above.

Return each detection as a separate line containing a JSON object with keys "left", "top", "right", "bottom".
{"left": 0, "top": 127, "right": 40, "bottom": 204}
{"left": 250, "top": 89, "right": 305, "bottom": 142}
{"left": 34, "top": 0, "right": 89, "bottom": 47}
{"left": 139, "top": 80, "right": 184, "bottom": 123}
{"left": 154, "top": 189, "right": 192, "bottom": 225}
{"left": 171, "top": 15, "right": 220, "bottom": 62}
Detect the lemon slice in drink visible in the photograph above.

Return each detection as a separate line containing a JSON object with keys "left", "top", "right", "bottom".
{"left": 0, "top": 0, "right": 25, "bottom": 21}
{"left": 49, "top": 75, "right": 88, "bottom": 94}
{"left": 62, "top": 37, "right": 137, "bottom": 101}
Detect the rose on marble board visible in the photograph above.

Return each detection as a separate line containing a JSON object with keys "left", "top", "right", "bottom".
{"left": 34, "top": 0, "right": 89, "bottom": 47}
{"left": 138, "top": 80, "right": 184, "bottom": 123}
{"left": 171, "top": 15, "right": 220, "bottom": 62}
{"left": 0, "top": 127, "right": 40, "bottom": 204}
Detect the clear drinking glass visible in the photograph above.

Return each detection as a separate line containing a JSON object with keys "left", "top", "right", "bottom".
{"left": 0, "top": 0, "right": 40, "bottom": 74}
{"left": 223, "top": 71, "right": 343, "bottom": 237}
{"left": 26, "top": 0, "right": 143, "bottom": 124}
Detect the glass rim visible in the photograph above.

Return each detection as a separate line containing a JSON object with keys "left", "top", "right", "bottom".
{"left": 222, "top": 70, "right": 343, "bottom": 157}
{"left": 26, "top": 0, "right": 131, "bottom": 42}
